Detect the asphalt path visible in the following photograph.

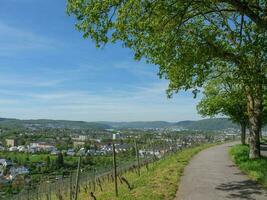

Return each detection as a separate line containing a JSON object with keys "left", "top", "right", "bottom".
{"left": 174, "top": 142, "right": 267, "bottom": 200}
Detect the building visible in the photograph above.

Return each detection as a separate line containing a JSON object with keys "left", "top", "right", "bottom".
{"left": 73, "top": 141, "right": 85, "bottom": 148}
{"left": 0, "top": 159, "right": 13, "bottom": 168}
{"left": 67, "top": 149, "right": 75, "bottom": 156}
{"left": 30, "top": 142, "right": 57, "bottom": 152}
{"left": 9, "top": 146, "right": 18, "bottom": 152}
{"left": 112, "top": 132, "right": 121, "bottom": 140}
{"left": 9, "top": 166, "right": 29, "bottom": 180}
{"left": 6, "top": 139, "right": 17, "bottom": 147}
{"left": 78, "top": 135, "right": 89, "bottom": 141}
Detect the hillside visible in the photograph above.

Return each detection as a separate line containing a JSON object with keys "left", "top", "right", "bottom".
{"left": 175, "top": 118, "right": 238, "bottom": 130}
{"left": 100, "top": 121, "right": 173, "bottom": 129}
{"left": 0, "top": 117, "right": 260, "bottom": 131}
{"left": 102, "top": 118, "right": 238, "bottom": 130}
{"left": 0, "top": 118, "right": 110, "bottom": 130}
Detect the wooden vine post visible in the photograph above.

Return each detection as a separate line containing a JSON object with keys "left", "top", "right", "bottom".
{"left": 69, "top": 172, "right": 73, "bottom": 200}
{"left": 112, "top": 143, "right": 118, "bottom": 197}
{"left": 135, "top": 139, "right": 140, "bottom": 176}
{"left": 74, "top": 156, "right": 81, "bottom": 200}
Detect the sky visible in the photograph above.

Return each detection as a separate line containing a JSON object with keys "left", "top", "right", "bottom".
{"left": 0, "top": 0, "right": 202, "bottom": 122}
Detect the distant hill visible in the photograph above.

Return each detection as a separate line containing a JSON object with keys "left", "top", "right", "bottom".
{"left": 100, "top": 121, "right": 173, "bottom": 129}
{"left": 175, "top": 118, "right": 238, "bottom": 130}
{"left": 100, "top": 118, "right": 239, "bottom": 130}
{"left": 0, "top": 117, "right": 262, "bottom": 131}
{"left": 0, "top": 118, "right": 110, "bottom": 130}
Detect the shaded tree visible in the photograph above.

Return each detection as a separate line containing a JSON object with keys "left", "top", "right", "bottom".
{"left": 67, "top": 0, "right": 267, "bottom": 158}
{"left": 197, "top": 77, "right": 248, "bottom": 144}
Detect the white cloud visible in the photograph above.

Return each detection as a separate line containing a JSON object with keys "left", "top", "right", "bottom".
{"left": 0, "top": 81, "right": 201, "bottom": 121}
{"left": 112, "top": 61, "right": 157, "bottom": 78}
{"left": 0, "top": 21, "right": 62, "bottom": 56}
{"left": 0, "top": 74, "right": 66, "bottom": 88}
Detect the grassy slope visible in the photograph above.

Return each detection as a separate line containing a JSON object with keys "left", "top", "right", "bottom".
{"left": 230, "top": 144, "right": 267, "bottom": 187}
{"left": 75, "top": 144, "right": 214, "bottom": 200}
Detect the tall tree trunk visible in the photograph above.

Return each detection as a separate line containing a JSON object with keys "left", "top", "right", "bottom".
{"left": 247, "top": 93, "right": 262, "bottom": 159}
{"left": 240, "top": 122, "right": 246, "bottom": 145}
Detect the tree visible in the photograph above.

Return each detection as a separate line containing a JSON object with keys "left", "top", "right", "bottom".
{"left": 197, "top": 77, "right": 248, "bottom": 145}
{"left": 55, "top": 153, "right": 64, "bottom": 169}
{"left": 67, "top": 0, "right": 267, "bottom": 158}
{"left": 82, "top": 154, "right": 93, "bottom": 166}
{"left": 45, "top": 156, "right": 51, "bottom": 169}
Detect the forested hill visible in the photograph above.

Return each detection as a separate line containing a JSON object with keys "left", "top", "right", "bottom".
{"left": 0, "top": 117, "right": 261, "bottom": 131}
{"left": 100, "top": 118, "right": 239, "bottom": 130}
{"left": 175, "top": 118, "right": 238, "bottom": 130}
{"left": 100, "top": 121, "right": 172, "bottom": 129}
{"left": 0, "top": 118, "right": 111, "bottom": 130}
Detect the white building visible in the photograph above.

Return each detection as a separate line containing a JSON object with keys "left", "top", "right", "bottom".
{"left": 113, "top": 132, "right": 120, "bottom": 140}
{"left": 9, "top": 146, "right": 18, "bottom": 152}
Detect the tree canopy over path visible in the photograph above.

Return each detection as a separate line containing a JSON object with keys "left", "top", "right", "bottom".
{"left": 67, "top": 0, "right": 267, "bottom": 158}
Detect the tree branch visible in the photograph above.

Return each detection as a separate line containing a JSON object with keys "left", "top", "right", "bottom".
{"left": 221, "top": 0, "right": 267, "bottom": 30}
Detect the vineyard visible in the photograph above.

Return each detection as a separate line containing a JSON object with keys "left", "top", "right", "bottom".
{"left": 10, "top": 140, "right": 219, "bottom": 200}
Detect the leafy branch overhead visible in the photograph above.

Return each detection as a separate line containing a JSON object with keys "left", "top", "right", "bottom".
{"left": 67, "top": 0, "right": 267, "bottom": 158}
{"left": 67, "top": 0, "right": 266, "bottom": 92}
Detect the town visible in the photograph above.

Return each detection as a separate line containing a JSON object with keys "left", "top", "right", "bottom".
{"left": 0, "top": 122, "right": 238, "bottom": 199}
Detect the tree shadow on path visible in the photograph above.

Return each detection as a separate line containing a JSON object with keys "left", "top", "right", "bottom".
{"left": 216, "top": 180, "right": 267, "bottom": 200}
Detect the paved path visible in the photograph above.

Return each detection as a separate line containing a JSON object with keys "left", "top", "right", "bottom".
{"left": 175, "top": 142, "right": 267, "bottom": 200}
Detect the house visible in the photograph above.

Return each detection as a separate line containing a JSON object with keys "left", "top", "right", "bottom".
{"left": 9, "top": 146, "right": 18, "bottom": 152}
{"left": 6, "top": 138, "right": 17, "bottom": 147}
{"left": 77, "top": 148, "right": 86, "bottom": 156}
{"left": 112, "top": 132, "right": 121, "bottom": 140}
{"left": 67, "top": 149, "right": 75, "bottom": 156}
{"left": 17, "top": 146, "right": 26, "bottom": 152}
{"left": 0, "top": 159, "right": 13, "bottom": 168}
{"left": 51, "top": 149, "right": 60, "bottom": 155}
{"left": 100, "top": 144, "right": 113, "bottom": 153}
{"left": 115, "top": 144, "right": 133, "bottom": 152}
{"left": 10, "top": 166, "right": 29, "bottom": 176}
{"left": 28, "top": 147, "right": 38, "bottom": 153}
{"left": 30, "top": 142, "right": 57, "bottom": 152}
{"left": 78, "top": 135, "right": 89, "bottom": 141}
{"left": 94, "top": 150, "right": 106, "bottom": 156}
{"left": 0, "top": 145, "right": 5, "bottom": 151}
{"left": 73, "top": 141, "right": 85, "bottom": 148}
{"left": 9, "top": 166, "right": 29, "bottom": 180}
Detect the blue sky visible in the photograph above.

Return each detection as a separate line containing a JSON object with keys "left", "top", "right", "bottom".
{"left": 0, "top": 0, "right": 202, "bottom": 122}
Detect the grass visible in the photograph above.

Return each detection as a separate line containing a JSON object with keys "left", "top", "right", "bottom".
{"left": 73, "top": 143, "right": 214, "bottom": 200}
{"left": 229, "top": 144, "right": 267, "bottom": 187}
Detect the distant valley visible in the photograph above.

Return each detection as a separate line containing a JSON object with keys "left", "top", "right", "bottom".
{"left": 0, "top": 117, "right": 245, "bottom": 131}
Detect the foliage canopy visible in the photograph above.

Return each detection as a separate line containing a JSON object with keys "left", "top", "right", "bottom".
{"left": 67, "top": 0, "right": 267, "bottom": 158}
